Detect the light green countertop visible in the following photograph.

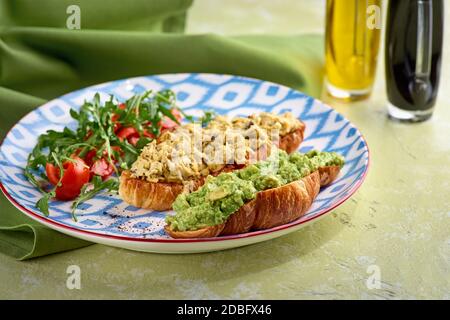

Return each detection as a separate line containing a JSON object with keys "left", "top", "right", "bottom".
{"left": 1, "top": 0, "right": 449, "bottom": 299}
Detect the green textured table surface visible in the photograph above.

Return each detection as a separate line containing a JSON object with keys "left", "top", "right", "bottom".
{"left": 1, "top": 0, "right": 449, "bottom": 299}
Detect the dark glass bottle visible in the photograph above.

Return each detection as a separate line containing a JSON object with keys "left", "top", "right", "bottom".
{"left": 385, "top": 0, "right": 444, "bottom": 122}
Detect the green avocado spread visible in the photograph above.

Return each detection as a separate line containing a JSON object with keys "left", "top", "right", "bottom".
{"left": 166, "top": 150, "right": 344, "bottom": 232}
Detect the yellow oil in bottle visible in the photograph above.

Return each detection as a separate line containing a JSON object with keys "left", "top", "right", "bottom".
{"left": 325, "top": 0, "right": 382, "bottom": 100}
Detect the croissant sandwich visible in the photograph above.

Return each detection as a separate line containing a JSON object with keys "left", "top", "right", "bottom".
{"left": 164, "top": 150, "right": 344, "bottom": 238}
{"left": 119, "top": 112, "right": 305, "bottom": 211}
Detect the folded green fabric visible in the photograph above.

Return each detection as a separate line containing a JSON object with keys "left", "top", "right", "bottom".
{"left": 0, "top": 2, "right": 324, "bottom": 260}
{"left": 0, "top": 0, "right": 192, "bottom": 31}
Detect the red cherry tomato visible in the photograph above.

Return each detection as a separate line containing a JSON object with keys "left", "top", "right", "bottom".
{"left": 128, "top": 135, "right": 140, "bottom": 146}
{"left": 84, "top": 130, "right": 93, "bottom": 140}
{"left": 143, "top": 129, "right": 155, "bottom": 139}
{"left": 171, "top": 108, "right": 183, "bottom": 121}
{"left": 45, "top": 163, "right": 60, "bottom": 186}
{"left": 111, "top": 114, "right": 120, "bottom": 123}
{"left": 91, "top": 158, "right": 115, "bottom": 180}
{"left": 111, "top": 103, "right": 126, "bottom": 130}
{"left": 160, "top": 118, "right": 177, "bottom": 130}
{"left": 117, "top": 127, "right": 140, "bottom": 145}
{"left": 160, "top": 109, "right": 183, "bottom": 130}
{"left": 113, "top": 122, "right": 122, "bottom": 133}
{"left": 83, "top": 149, "right": 97, "bottom": 167}
{"left": 45, "top": 156, "right": 90, "bottom": 201}
{"left": 84, "top": 146, "right": 123, "bottom": 166}
{"left": 117, "top": 127, "right": 138, "bottom": 141}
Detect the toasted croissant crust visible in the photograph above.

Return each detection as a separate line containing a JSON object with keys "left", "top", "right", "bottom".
{"left": 119, "top": 128, "right": 305, "bottom": 211}
{"left": 119, "top": 171, "right": 188, "bottom": 211}
{"left": 220, "top": 200, "right": 257, "bottom": 235}
{"left": 221, "top": 171, "right": 320, "bottom": 235}
{"left": 318, "top": 166, "right": 341, "bottom": 186}
{"left": 252, "top": 171, "right": 320, "bottom": 230}
{"left": 164, "top": 223, "right": 225, "bottom": 239}
{"left": 167, "top": 165, "right": 341, "bottom": 239}
{"left": 279, "top": 127, "right": 305, "bottom": 154}
{"left": 119, "top": 165, "right": 243, "bottom": 211}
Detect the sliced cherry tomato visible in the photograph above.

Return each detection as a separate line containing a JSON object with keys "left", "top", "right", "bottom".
{"left": 45, "top": 163, "right": 60, "bottom": 186}
{"left": 111, "top": 103, "right": 127, "bottom": 130}
{"left": 171, "top": 108, "right": 183, "bottom": 121}
{"left": 117, "top": 127, "right": 139, "bottom": 141}
{"left": 160, "top": 118, "right": 177, "bottom": 130}
{"left": 84, "top": 130, "right": 93, "bottom": 140}
{"left": 128, "top": 135, "right": 140, "bottom": 146}
{"left": 46, "top": 156, "right": 90, "bottom": 201}
{"left": 84, "top": 146, "right": 123, "bottom": 166}
{"left": 113, "top": 122, "right": 122, "bottom": 133}
{"left": 143, "top": 129, "right": 155, "bottom": 139}
{"left": 83, "top": 149, "right": 97, "bottom": 167}
{"left": 160, "top": 108, "right": 183, "bottom": 130}
{"left": 108, "top": 146, "right": 123, "bottom": 160}
{"left": 111, "top": 114, "right": 120, "bottom": 123}
{"left": 117, "top": 127, "right": 140, "bottom": 146}
{"left": 91, "top": 158, "right": 115, "bottom": 180}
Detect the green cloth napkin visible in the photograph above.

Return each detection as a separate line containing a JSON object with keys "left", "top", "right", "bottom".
{"left": 0, "top": 1, "right": 324, "bottom": 260}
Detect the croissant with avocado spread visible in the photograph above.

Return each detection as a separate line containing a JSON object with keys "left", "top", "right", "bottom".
{"left": 165, "top": 150, "right": 344, "bottom": 238}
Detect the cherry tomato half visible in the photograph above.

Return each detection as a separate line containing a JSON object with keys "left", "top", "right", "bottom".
{"left": 83, "top": 149, "right": 97, "bottom": 167}
{"left": 128, "top": 135, "right": 140, "bottom": 146}
{"left": 117, "top": 127, "right": 140, "bottom": 146}
{"left": 117, "top": 127, "right": 138, "bottom": 140}
{"left": 111, "top": 103, "right": 126, "bottom": 121}
{"left": 160, "top": 108, "right": 183, "bottom": 130}
{"left": 91, "top": 158, "right": 115, "bottom": 180}
{"left": 45, "top": 163, "right": 60, "bottom": 186}
{"left": 143, "top": 129, "right": 155, "bottom": 139}
{"left": 45, "top": 156, "right": 90, "bottom": 201}
{"left": 113, "top": 122, "right": 122, "bottom": 133}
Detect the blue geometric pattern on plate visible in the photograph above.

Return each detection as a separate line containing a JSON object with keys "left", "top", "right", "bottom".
{"left": 0, "top": 73, "right": 369, "bottom": 240}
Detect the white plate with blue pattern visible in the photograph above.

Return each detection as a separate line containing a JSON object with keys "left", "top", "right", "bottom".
{"left": 0, "top": 73, "right": 369, "bottom": 253}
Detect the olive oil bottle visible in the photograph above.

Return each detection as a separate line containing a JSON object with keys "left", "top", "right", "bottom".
{"left": 325, "top": 0, "right": 382, "bottom": 101}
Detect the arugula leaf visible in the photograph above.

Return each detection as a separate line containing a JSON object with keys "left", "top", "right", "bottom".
{"left": 36, "top": 192, "right": 54, "bottom": 216}
{"left": 200, "top": 110, "right": 216, "bottom": 127}
{"left": 71, "top": 177, "right": 120, "bottom": 221}
{"left": 159, "top": 104, "right": 179, "bottom": 123}
{"left": 135, "top": 137, "right": 152, "bottom": 150}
